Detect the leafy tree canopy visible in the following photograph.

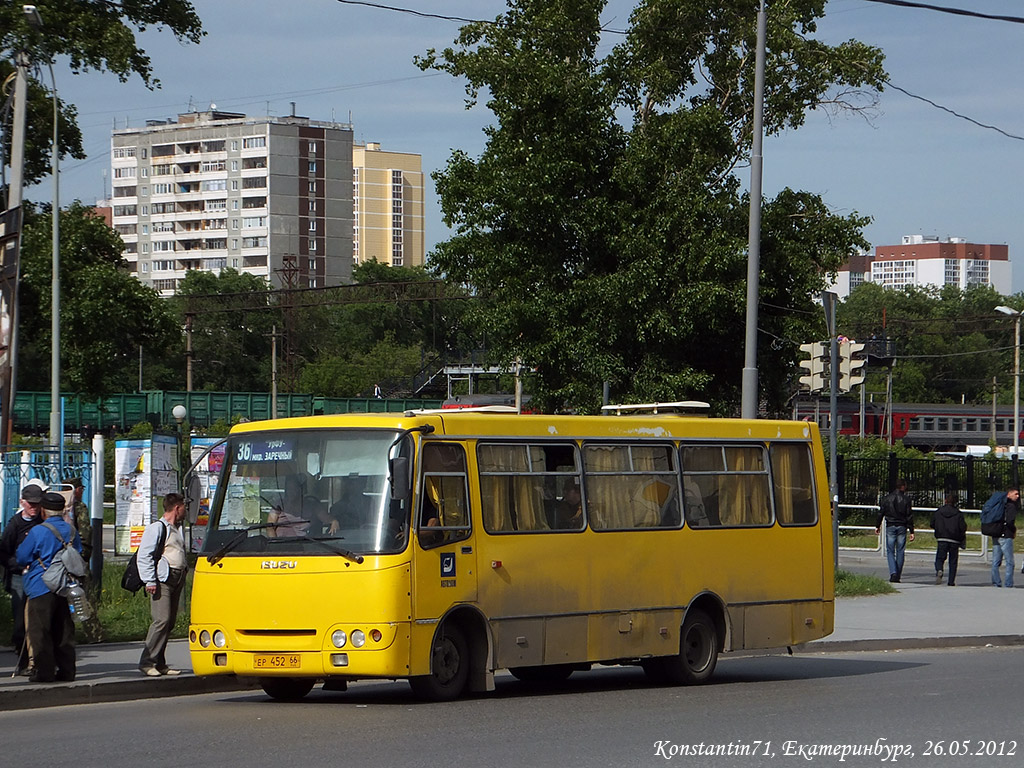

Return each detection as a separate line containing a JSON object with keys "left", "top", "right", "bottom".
{"left": 2, "top": 1, "right": 203, "bottom": 189}
{"left": 838, "top": 282, "right": 1017, "bottom": 405}
{"left": 419, "top": 0, "right": 884, "bottom": 414}
{"left": 17, "top": 201, "right": 178, "bottom": 398}
{"left": 1, "top": 1, "right": 203, "bottom": 87}
{"left": 174, "top": 268, "right": 276, "bottom": 392}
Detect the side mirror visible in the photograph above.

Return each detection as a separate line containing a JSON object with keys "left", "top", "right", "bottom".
{"left": 389, "top": 456, "right": 411, "bottom": 502}
{"left": 185, "top": 473, "right": 203, "bottom": 524}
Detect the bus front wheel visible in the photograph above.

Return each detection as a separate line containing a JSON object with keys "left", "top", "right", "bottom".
{"left": 259, "top": 676, "right": 316, "bottom": 701}
{"left": 644, "top": 609, "right": 718, "bottom": 685}
{"left": 409, "top": 624, "right": 470, "bottom": 701}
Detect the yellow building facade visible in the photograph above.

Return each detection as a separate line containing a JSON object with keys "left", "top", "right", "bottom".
{"left": 352, "top": 142, "right": 425, "bottom": 268}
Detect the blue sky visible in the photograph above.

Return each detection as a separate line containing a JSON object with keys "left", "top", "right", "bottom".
{"left": 42, "top": 0, "right": 1024, "bottom": 292}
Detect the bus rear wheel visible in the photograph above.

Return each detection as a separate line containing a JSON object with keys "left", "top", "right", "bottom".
{"left": 409, "top": 624, "right": 469, "bottom": 701}
{"left": 509, "top": 664, "right": 575, "bottom": 684}
{"left": 644, "top": 609, "right": 718, "bottom": 685}
{"left": 259, "top": 676, "right": 316, "bottom": 701}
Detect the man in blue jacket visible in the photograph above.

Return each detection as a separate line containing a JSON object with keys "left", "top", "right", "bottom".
{"left": 16, "top": 492, "right": 82, "bottom": 683}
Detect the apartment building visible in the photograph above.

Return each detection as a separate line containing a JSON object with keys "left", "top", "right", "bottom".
{"left": 830, "top": 235, "right": 1011, "bottom": 298}
{"left": 110, "top": 109, "right": 354, "bottom": 293}
{"left": 352, "top": 142, "right": 425, "bottom": 268}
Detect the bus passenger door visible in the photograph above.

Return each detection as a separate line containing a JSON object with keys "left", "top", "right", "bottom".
{"left": 412, "top": 443, "right": 478, "bottom": 621}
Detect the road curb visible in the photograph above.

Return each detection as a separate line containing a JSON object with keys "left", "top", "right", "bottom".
{"left": 797, "top": 634, "right": 1024, "bottom": 653}
{"left": 0, "top": 675, "right": 259, "bottom": 712}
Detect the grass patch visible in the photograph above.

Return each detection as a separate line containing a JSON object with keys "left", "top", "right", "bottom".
{"left": 836, "top": 568, "right": 897, "bottom": 597}
{"left": 0, "top": 561, "right": 193, "bottom": 646}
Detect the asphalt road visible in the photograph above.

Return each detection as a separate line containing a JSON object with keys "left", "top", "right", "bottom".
{"left": 2, "top": 646, "right": 1020, "bottom": 767}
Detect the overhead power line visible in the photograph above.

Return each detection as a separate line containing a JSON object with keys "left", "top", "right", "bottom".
{"left": 860, "top": 0, "right": 1024, "bottom": 24}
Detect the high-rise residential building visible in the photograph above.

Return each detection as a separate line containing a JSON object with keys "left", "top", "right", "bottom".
{"left": 352, "top": 142, "right": 425, "bottom": 268}
{"left": 830, "top": 235, "right": 1011, "bottom": 298}
{"left": 110, "top": 109, "right": 354, "bottom": 294}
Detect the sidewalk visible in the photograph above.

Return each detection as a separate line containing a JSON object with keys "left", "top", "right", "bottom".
{"left": 0, "top": 638, "right": 255, "bottom": 711}
{"left": 2, "top": 550, "right": 1023, "bottom": 711}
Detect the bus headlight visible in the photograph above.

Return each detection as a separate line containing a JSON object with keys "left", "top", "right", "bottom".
{"left": 351, "top": 630, "right": 366, "bottom": 648}
{"left": 199, "top": 630, "right": 211, "bottom": 648}
{"left": 213, "top": 630, "right": 227, "bottom": 648}
{"left": 331, "top": 629, "right": 347, "bottom": 648}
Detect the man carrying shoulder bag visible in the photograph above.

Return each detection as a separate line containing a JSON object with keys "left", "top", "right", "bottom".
{"left": 137, "top": 493, "right": 188, "bottom": 677}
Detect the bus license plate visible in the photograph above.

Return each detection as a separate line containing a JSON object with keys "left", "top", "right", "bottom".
{"left": 254, "top": 654, "right": 300, "bottom": 669}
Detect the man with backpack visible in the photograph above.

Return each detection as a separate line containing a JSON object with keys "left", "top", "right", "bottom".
{"left": 875, "top": 478, "right": 915, "bottom": 583}
{"left": 138, "top": 493, "right": 188, "bottom": 677}
{"left": 982, "top": 487, "right": 1020, "bottom": 588}
{"left": 15, "top": 492, "right": 82, "bottom": 683}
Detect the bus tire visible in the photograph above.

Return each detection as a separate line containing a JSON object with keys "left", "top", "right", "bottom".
{"left": 259, "top": 676, "right": 316, "bottom": 701}
{"left": 409, "top": 623, "right": 470, "bottom": 701}
{"left": 509, "top": 664, "right": 574, "bottom": 683}
{"left": 645, "top": 609, "right": 718, "bottom": 685}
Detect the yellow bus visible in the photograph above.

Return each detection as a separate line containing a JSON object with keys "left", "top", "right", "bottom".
{"left": 188, "top": 405, "right": 833, "bottom": 701}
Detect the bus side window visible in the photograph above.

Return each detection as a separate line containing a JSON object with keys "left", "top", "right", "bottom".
{"left": 419, "top": 443, "right": 470, "bottom": 549}
{"left": 771, "top": 443, "right": 817, "bottom": 526}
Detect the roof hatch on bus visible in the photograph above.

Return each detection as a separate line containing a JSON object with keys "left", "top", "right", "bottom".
{"left": 601, "top": 401, "right": 711, "bottom": 416}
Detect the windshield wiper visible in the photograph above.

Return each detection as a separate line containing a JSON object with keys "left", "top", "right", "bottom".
{"left": 271, "top": 533, "right": 365, "bottom": 564}
{"left": 207, "top": 522, "right": 279, "bottom": 565}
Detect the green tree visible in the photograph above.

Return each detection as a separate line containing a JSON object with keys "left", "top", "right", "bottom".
{"left": 0, "top": 60, "right": 85, "bottom": 189}
{"left": 17, "top": 202, "right": 179, "bottom": 398}
{"left": 299, "top": 333, "right": 424, "bottom": 398}
{"left": 839, "top": 282, "right": 1011, "bottom": 404}
{"left": 419, "top": 0, "right": 884, "bottom": 413}
{"left": 2, "top": 1, "right": 203, "bottom": 188}
{"left": 174, "top": 269, "right": 277, "bottom": 392}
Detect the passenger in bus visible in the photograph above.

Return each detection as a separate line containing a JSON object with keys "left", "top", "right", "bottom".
{"left": 683, "top": 480, "right": 710, "bottom": 527}
{"left": 325, "top": 475, "right": 372, "bottom": 533}
{"left": 551, "top": 484, "right": 583, "bottom": 529}
{"left": 267, "top": 476, "right": 331, "bottom": 537}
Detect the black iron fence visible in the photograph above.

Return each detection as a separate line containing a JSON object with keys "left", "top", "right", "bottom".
{"left": 835, "top": 453, "right": 1018, "bottom": 524}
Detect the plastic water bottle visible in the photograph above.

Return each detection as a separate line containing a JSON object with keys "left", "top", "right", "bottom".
{"left": 65, "top": 581, "right": 92, "bottom": 623}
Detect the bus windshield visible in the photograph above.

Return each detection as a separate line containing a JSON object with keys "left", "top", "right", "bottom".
{"left": 202, "top": 429, "right": 409, "bottom": 557}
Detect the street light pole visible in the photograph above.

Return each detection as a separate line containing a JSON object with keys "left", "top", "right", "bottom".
{"left": 24, "top": 5, "right": 60, "bottom": 448}
{"left": 996, "top": 305, "right": 1021, "bottom": 455}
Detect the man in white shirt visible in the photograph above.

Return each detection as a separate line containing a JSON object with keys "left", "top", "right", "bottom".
{"left": 138, "top": 492, "right": 188, "bottom": 676}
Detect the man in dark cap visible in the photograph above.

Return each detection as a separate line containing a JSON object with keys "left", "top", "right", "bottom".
{"left": 0, "top": 482, "right": 46, "bottom": 674}
{"left": 15, "top": 492, "right": 82, "bottom": 683}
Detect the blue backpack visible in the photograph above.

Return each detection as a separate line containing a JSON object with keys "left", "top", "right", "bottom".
{"left": 981, "top": 492, "right": 1007, "bottom": 535}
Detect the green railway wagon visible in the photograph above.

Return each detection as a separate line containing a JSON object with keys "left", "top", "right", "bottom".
{"left": 148, "top": 391, "right": 314, "bottom": 427}
{"left": 12, "top": 392, "right": 148, "bottom": 432}
{"left": 313, "top": 396, "right": 443, "bottom": 414}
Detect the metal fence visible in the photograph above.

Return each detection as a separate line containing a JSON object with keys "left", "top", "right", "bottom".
{"left": 835, "top": 453, "right": 1018, "bottom": 524}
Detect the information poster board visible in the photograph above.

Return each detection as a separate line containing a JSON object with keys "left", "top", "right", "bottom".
{"left": 114, "top": 435, "right": 179, "bottom": 554}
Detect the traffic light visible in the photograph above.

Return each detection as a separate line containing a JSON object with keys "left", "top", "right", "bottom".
{"left": 838, "top": 340, "right": 867, "bottom": 392}
{"left": 798, "top": 342, "right": 828, "bottom": 392}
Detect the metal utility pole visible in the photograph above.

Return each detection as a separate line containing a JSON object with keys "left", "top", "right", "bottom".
{"left": 23, "top": 5, "right": 63, "bottom": 449}
{"left": 2, "top": 49, "right": 30, "bottom": 445}
{"left": 741, "top": 0, "right": 767, "bottom": 419}
{"left": 823, "top": 291, "right": 839, "bottom": 568}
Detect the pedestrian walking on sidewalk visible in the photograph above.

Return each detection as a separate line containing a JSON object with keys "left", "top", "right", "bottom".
{"left": 931, "top": 493, "right": 966, "bottom": 586}
{"left": 876, "top": 478, "right": 915, "bottom": 583}
{"left": 985, "top": 487, "right": 1019, "bottom": 588}
{"left": 138, "top": 493, "right": 188, "bottom": 677}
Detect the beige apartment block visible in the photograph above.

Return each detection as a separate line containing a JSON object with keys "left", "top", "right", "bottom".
{"left": 352, "top": 142, "right": 425, "bottom": 268}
